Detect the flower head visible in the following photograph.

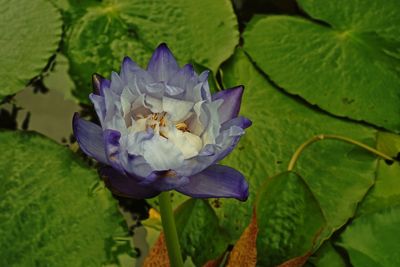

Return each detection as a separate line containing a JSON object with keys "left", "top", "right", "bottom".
{"left": 73, "top": 43, "right": 251, "bottom": 201}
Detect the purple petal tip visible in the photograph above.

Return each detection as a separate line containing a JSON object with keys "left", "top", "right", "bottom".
{"left": 239, "top": 179, "right": 249, "bottom": 201}
{"left": 92, "top": 73, "right": 110, "bottom": 96}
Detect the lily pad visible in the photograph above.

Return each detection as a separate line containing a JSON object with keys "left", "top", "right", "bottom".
{"left": 175, "top": 199, "right": 229, "bottom": 266}
{"left": 0, "top": 131, "right": 130, "bottom": 266}
{"left": 357, "top": 132, "right": 400, "bottom": 216}
{"left": 308, "top": 241, "right": 347, "bottom": 267}
{"left": 0, "top": 0, "right": 62, "bottom": 99}
{"left": 243, "top": 0, "right": 400, "bottom": 132}
{"left": 217, "top": 49, "right": 378, "bottom": 243}
{"left": 256, "top": 172, "right": 327, "bottom": 266}
{"left": 336, "top": 131, "right": 400, "bottom": 265}
{"left": 338, "top": 205, "right": 400, "bottom": 267}
{"left": 64, "top": 0, "right": 238, "bottom": 103}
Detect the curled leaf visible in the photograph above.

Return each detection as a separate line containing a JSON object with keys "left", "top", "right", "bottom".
{"left": 276, "top": 251, "right": 312, "bottom": 267}
{"left": 226, "top": 208, "right": 258, "bottom": 267}
{"left": 143, "top": 232, "right": 170, "bottom": 267}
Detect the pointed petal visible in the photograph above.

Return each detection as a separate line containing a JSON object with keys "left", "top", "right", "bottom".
{"left": 100, "top": 167, "right": 159, "bottom": 199}
{"left": 120, "top": 56, "right": 141, "bottom": 81}
{"left": 89, "top": 93, "right": 106, "bottom": 125}
{"left": 147, "top": 43, "right": 179, "bottom": 82}
{"left": 72, "top": 113, "right": 107, "bottom": 163}
{"left": 222, "top": 116, "right": 252, "bottom": 130}
{"left": 167, "top": 63, "right": 197, "bottom": 91}
{"left": 212, "top": 86, "right": 244, "bottom": 123}
{"left": 110, "top": 71, "right": 124, "bottom": 95}
{"left": 176, "top": 164, "right": 249, "bottom": 201}
{"left": 92, "top": 73, "right": 110, "bottom": 96}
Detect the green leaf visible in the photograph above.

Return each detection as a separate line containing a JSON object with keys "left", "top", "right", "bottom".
{"left": 0, "top": 131, "right": 130, "bottom": 266}
{"left": 357, "top": 132, "right": 400, "bottom": 216}
{"left": 0, "top": 0, "right": 62, "bottom": 99}
{"left": 337, "top": 205, "right": 400, "bottom": 267}
{"left": 64, "top": 0, "right": 238, "bottom": 103}
{"left": 217, "top": 48, "right": 378, "bottom": 247}
{"left": 256, "top": 172, "right": 327, "bottom": 266}
{"left": 243, "top": 0, "right": 400, "bottom": 132}
{"left": 308, "top": 241, "right": 347, "bottom": 267}
{"left": 175, "top": 199, "right": 229, "bottom": 266}
{"left": 218, "top": 49, "right": 378, "bottom": 236}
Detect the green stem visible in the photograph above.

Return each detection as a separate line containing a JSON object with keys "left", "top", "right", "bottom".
{"left": 288, "top": 134, "right": 394, "bottom": 171}
{"left": 158, "top": 191, "right": 184, "bottom": 267}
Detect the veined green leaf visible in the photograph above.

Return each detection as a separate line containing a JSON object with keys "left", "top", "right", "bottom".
{"left": 243, "top": 0, "right": 400, "bottom": 132}
{"left": 0, "top": 0, "right": 62, "bottom": 99}
{"left": 64, "top": 0, "right": 238, "bottom": 103}
{"left": 0, "top": 131, "right": 130, "bottom": 266}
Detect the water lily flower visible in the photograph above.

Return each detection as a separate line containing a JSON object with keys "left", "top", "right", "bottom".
{"left": 73, "top": 43, "right": 251, "bottom": 201}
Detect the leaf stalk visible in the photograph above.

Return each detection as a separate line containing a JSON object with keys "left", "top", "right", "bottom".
{"left": 287, "top": 134, "right": 394, "bottom": 171}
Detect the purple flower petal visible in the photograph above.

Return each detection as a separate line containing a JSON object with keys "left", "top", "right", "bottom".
{"left": 147, "top": 43, "right": 179, "bottom": 82}
{"left": 212, "top": 85, "right": 244, "bottom": 123}
{"left": 110, "top": 71, "right": 124, "bottom": 95}
{"left": 100, "top": 167, "right": 159, "bottom": 199}
{"left": 176, "top": 164, "right": 249, "bottom": 201}
{"left": 103, "top": 129, "right": 124, "bottom": 173}
{"left": 72, "top": 113, "right": 107, "bottom": 164}
{"left": 167, "top": 63, "right": 197, "bottom": 90}
{"left": 92, "top": 73, "right": 110, "bottom": 96}
{"left": 221, "top": 116, "right": 252, "bottom": 130}
{"left": 120, "top": 56, "right": 140, "bottom": 81}
{"left": 89, "top": 93, "right": 106, "bottom": 124}
{"left": 144, "top": 171, "right": 189, "bottom": 191}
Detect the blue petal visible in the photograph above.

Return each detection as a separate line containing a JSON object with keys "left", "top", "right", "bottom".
{"left": 110, "top": 71, "right": 124, "bottom": 95}
{"left": 100, "top": 167, "right": 159, "bottom": 199}
{"left": 213, "top": 117, "right": 251, "bottom": 162}
{"left": 175, "top": 117, "right": 248, "bottom": 177}
{"left": 212, "top": 86, "right": 244, "bottom": 123}
{"left": 120, "top": 56, "right": 141, "bottom": 82}
{"left": 221, "top": 116, "right": 252, "bottom": 130}
{"left": 89, "top": 93, "right": 106, "bottom": 124}
{"left": 176, "top": 165, "right": 249, "bottom": 201}
{"left": 147, "top": 43, "right": 179, "bottom": 82}
{"left": 103, "top": 129, "right": 125, "bottom": 173}
{"left": 92, "top": 73, "right": 110, "bottom": 96}
{"left": 167, "top": 64, "right": 197, "bottom": 92}
{"left": 144, "top": 171, "right": 189, "bottom": 191}
{"left": 72, "top": 113, "right": 107, "bottom": 164}
{"left": 122, "top": 154, "right": 154, "bottom": 179}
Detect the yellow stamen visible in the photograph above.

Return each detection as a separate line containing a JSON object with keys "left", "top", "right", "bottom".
{"left": 176, "top": 122, "right": 189, "bottom": 132}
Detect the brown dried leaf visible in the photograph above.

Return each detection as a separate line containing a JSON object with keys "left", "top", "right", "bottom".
{"left": 203, "top": 258, "right": 222, "bottom": 267}
{"left": 143, "top": 232, "right": 170, "bottom": 267}
{"left": 276, "top": 227, "right": 323, "bottom": 267}
{"left": 226, "top": 208, "right": 258, "bottom": 267}
{"left": 276, "top": 251, "right": 312, "bottom": 267}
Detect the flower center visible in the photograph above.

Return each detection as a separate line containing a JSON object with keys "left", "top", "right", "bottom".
{"left": 130, "top": 112, "right": 203, "bottom": 159}
{"left": 145, "top": 112, "right": 189, "bottom": 136}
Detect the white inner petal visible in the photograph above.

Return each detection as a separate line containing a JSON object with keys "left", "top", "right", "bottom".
{"left": 129, "top": 117, "right": 147, "bottom": 133}
{"left": 145, "top": 95, "right": 163, "bottom": 113}
{"left": 162, "top": 127, "right": 203, "bottom": 159}
{"left": 162, "top": 96, "right": 194, "bottom": 122}
{"left": 143, "top": 135, "right": 184, "bottom": 171}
